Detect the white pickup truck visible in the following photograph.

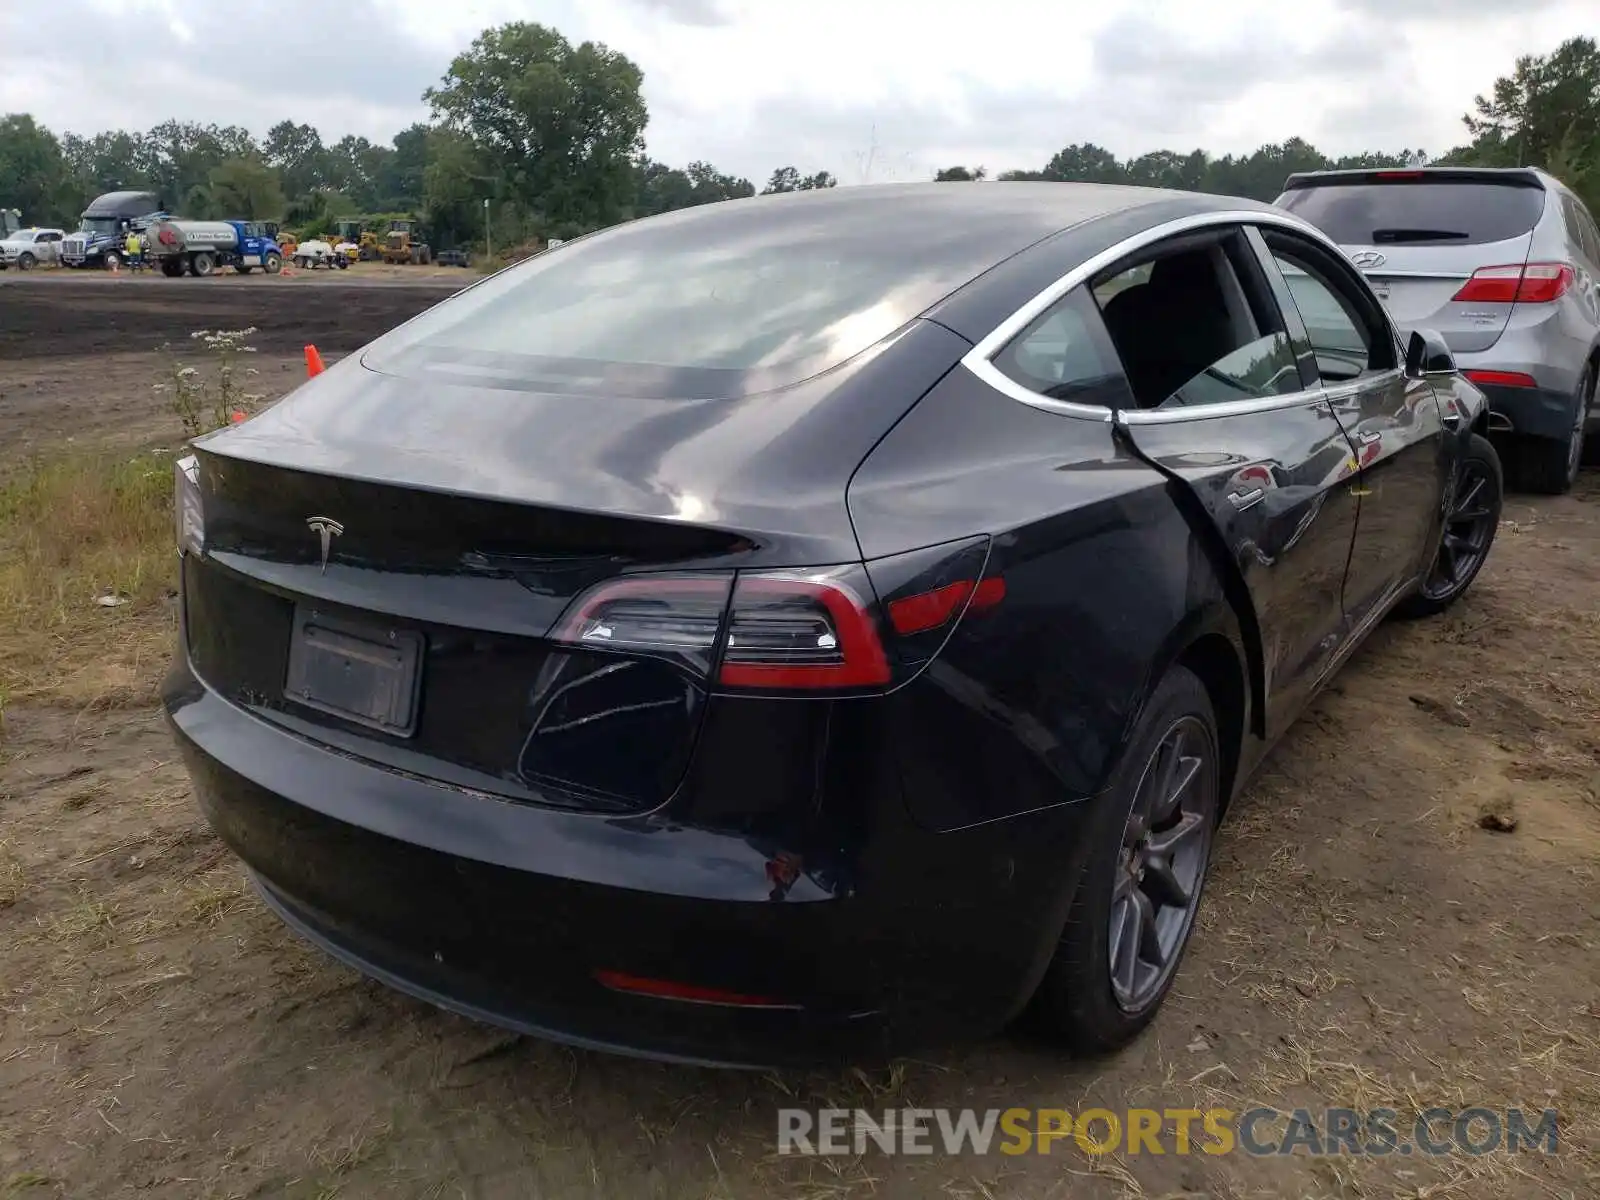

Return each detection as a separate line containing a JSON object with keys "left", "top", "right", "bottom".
{"left": 0, "top": 227, "right": 66, "bottom": 270}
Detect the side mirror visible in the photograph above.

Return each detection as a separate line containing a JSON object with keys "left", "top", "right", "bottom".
{"left": 1405, "top": 328, "right": 1455, "bottom": 378}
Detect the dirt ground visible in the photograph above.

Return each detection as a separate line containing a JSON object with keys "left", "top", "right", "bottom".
{"left": 0, "top": 277, "right": 460, "bottom": 462}
{"left": 1, "top": 277, "right": 1597, "bottom": 1199}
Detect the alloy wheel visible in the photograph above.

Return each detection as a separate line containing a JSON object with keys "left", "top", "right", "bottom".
{"left": 1109, "top": 715, "right": 1216, "bottom": 1012}
{"left": 1568, "top": 368, "right": 1593, "bottom": 485}
{"left": 1421, "top": 457, "right": 1499, "bottom": 602}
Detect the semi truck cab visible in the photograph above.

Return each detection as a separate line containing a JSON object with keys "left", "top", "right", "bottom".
{"left": 61, "top": 191, "right": 165, "bottom": 268}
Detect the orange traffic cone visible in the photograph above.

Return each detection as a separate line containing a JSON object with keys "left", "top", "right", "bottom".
{"left": 305, "top": 345, "right": 326, "bottom": 378}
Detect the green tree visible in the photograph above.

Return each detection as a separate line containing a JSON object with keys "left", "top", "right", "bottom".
{"left": 1459, "top": 36, "right": 1600, "bottom": 209}
{"left": 933, "top": 165, "right": 986, "bottom": 181}
{"left": 376, "top": 123, "right": 430, "bottom": 211}
{"left": 764, "top": 165, "right": 802, "bottom": 192}
{"left": 425, "top": 21, "right": 647, "bottom": 227}
{"left": 0, "top": 114, "right": 75, "bottom": 225}
{"left": 1465, "top": 37, "right": 1600, "bottom": 163}
{"left": 263, "top": 121, "right": 330, "bottom": 200}
{"left": 137, "top": 120, "right": 261, "bottom": 210}
{"left": 685, "top": 160, "right": 754, "bottom": 201}
{"left": 1123, "top": 150, "right": 1207, "bottom": 191}
{"left": 636, "top": 159, "right": 698, "bottom": 214}
{"left": 763, "top": 165, "right": 837, "bottom": 191}
{"left": 60, "top": 129, "right": 148, "bottom": 209}
{"left": 1042, "top": 143, "right": 1125, "bottom": 184}
{"left": 282, "top": 190, "right": 357, "bottom": 235}
{"left": 422, "top": 127, "right": 497, "bottom": 248}
{"left": 202, "top": 157, "right": 286, "bottom": 220}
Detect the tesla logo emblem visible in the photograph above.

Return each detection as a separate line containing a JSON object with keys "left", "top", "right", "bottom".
{"left": 1350, "top": 250, "right": 1387, "bottom": 269}
{"left": 305, "top": 516, "right": 344, "bottom": 573}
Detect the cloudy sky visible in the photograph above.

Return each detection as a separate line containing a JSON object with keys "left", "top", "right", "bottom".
{"left": 3, "top": 0, "right": 1590, "bottom": 183}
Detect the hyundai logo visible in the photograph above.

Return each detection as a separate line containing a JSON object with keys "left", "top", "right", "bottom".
{"left": 1350, "top": 250, "right": 1387, "bottom": 269}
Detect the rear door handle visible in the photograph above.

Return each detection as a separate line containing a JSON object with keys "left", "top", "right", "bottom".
{"left": 1227, "top": 486, "right": 1265, "bottom": 510}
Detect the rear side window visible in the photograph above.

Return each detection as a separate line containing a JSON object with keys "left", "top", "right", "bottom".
{"left": 992, "top": 286, "right": 1135, "bottom": 408}
{"left": 1093, "top": 238, "right": 1304, "bottom": 410}
{"left": 1561, "top": 195, "right": 1600, "bottom": 266}
{"left": 1277, "top": 180, "right": 1546, "bottom": 246}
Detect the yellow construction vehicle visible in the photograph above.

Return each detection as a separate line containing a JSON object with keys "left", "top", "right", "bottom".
{"left": 380, "top": 219, "right": 432, "bottom": 265}
{"left": 335, "top": 220, "right": 383, "bottom": 261}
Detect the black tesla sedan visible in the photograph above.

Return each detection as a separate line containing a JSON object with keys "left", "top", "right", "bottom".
{"left": 164, "top": 182, "right": 1502, "bottom": 1067}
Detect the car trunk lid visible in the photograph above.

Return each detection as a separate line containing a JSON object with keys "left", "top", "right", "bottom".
{"left": 181, "top": 320, "right": 971, "bottom": 815}
{"left": 1340, "top": 234, "right": 1534, "bottom": 353}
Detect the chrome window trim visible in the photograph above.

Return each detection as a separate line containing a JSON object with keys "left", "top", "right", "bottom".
{"left": 961, "top": 208, "right": 1367, "bottom": 423}
{"left": 1116, "top": 387, "right": 1328, "bottom": 425}
{"left": 1321, "top": 368, "right": 1404, "bottom": 402}
{"left": 1354, "top": 269, "right": 1468, "bottom": 280}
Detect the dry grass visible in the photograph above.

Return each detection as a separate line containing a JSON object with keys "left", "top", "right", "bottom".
{"left": 0, "top": 451, "right": 177, "bottom": 709}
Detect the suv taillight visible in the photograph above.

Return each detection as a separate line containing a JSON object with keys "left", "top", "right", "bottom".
{"left": 1452, "top": 262, "right": 1574, "bottom": 304}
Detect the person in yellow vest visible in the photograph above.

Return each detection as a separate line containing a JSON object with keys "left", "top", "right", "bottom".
{"left": 124, "top": 225, "right": 143, "bottom": 273}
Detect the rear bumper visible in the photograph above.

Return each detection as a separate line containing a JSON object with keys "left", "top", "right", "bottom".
{"left": 1466, "top": 381, "right": 1577, "bottom": 442}
{"left": 1454, "top": 321, "right": 1589, "bottom": 442}
{"left": 163, "top": 653, "right": 1084, "bottom": 1068}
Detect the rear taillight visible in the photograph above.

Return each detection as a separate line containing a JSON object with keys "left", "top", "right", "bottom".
{"left": 886, "top": 577, "right": 1006, "bottom": 635}
{"left": 1452, "top": 262, "right": 1575, "bottom": 304}
{"left": 552, "top": 544, "right": 1005, "bottom": 693}
{"left": 720, "top": 569, "right": 891, "bottom": 690}
{"left": 1463, "top": 369, "right": 1537, "bottom": 389}
{"left": 552, "top": 574, "right": 732, "bottom": 676}
{"left": 863, "top": 536, "right": 1004, "bottom": 673}
{"left": 553, "top": 565, "right": 894, "bottom": 692}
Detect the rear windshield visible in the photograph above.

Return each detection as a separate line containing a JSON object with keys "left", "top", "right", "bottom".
{"left": 1276, "top": 180, "right": 1546, "bottom": 247}
{"left": 362, "top": 196, "right": 1042, "bottom": 399}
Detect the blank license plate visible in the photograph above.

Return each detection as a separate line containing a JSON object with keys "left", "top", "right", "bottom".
{"left": 284, "top": 606, "right": 423, "bottom": 736}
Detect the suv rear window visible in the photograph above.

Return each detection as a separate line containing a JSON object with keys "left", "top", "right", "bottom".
{"left": 1276, "top": 179, "right": 1546, "bottom": 247}
{"left": 363, "top": 196, "right": 1057, "bottom": 400}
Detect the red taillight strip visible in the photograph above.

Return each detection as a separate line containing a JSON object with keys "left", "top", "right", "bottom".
{"left": 1452, "top": 262, "right": 1575, "bottom": 305}
{"left": 593, "top": 969, "right": 798, "bottom": 1009}
{"left": 968, "top": 576, "right": 1006, "bottom": 613}
{"left": 1464, "top": 369, "right": 1537, "bottom": 389}
{"left": 886, "top": 576, "right": 1006, "bottom": 635}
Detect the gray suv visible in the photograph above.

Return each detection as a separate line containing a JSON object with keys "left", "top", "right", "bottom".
{"left": 1276, "top": 167, "right": 1600, "bottom": 494}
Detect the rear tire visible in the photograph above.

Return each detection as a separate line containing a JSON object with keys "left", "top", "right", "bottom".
{"left": 1506, "top": 366, "right": 1590, "bottom": 495}
{"left": 1396, "top": 432, "right": 1502, "bottom": 619}
{"left": 1025, "top": 665, "right": 1220, "bottom": 1055}
{"left": 191, "top": 252, "right": 215, "bottom": 278}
